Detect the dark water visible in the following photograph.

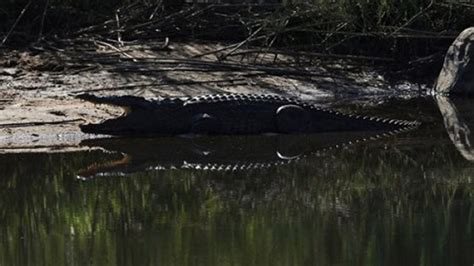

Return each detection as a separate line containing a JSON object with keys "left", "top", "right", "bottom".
{"left": 0, "top": 97, "right": 472, "bottom": 266}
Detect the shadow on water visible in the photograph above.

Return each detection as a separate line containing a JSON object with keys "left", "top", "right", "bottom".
{"left": 0, "top": 97, "right": 473, "bottom": 266}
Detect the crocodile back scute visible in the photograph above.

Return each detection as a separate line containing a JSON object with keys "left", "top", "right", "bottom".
{"left": 183, "top": 93, "right": 304, "bottom": 106}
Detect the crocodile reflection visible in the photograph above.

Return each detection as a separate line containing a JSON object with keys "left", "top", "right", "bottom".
{"left": 436, "top": 96, "right": 474, "bottom": 161}
{"left": 78, "top": 131, "right": 410, "bottom": 179}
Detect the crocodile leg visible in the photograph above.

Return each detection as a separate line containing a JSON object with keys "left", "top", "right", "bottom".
{"left": 276, "top": 105, "right": 311, "bottom": 133}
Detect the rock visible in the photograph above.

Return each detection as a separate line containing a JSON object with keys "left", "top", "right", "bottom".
{"left": 0, "top": 68, "right": 19, "bottom": 76}
{"left": 435, "top": 27, "right": 474, "bottom": 95}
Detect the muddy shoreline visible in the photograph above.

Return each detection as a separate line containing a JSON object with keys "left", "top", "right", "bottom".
{"left": 0, "top": 41, "right": 425, "bottom": 152}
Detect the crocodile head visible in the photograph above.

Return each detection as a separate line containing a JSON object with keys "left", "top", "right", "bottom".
{"left": 79, "top": 94, "right": 187, "bottom": 135}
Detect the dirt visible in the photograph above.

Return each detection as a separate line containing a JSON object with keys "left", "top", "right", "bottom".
{"left": 0, "top": 40, "right": 422, "bottom": 152}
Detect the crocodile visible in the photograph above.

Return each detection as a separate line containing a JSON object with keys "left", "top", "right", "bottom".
{"left": 78, "top": 93, "right": 420, "bottom": 136}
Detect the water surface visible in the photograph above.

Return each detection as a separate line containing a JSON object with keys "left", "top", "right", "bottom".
{"left": 0, "top": 97, "right": 472, "bottom": 266}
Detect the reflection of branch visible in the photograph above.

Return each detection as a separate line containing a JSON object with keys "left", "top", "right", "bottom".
{"left": 435, "top": 95, "right": 474, "bottom": 161}
{"left": 88, "top": 189, "right": 102, "bottom": 263}
{"left": 391, "top": 147, "right": 420, "bottom": 168}
{"left": 77, "top": 154, "right": 131, "bottom": 179}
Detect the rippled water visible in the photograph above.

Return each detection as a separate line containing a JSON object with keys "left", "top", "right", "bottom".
{"left": 0, "top": 97, "right": 472, "bottom": 266}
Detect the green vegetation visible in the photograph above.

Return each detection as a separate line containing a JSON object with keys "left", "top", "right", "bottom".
{"left": 267, "top": 0, "right": 472, "bottom": 58}
{"left": 1, "top": 0, "right": 472, "bottom": 62}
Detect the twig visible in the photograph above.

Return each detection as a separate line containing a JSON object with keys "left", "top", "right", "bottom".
{"left": 192, "top": 35, "right": 268, "bottom": 58}
{"left": 229, "top": 49, "right": 395, "bottom": 62}
{"left": 72, "top": 78, "right": 247, "bottom": 93}
{"left": 0, "top": 119, "right": 84, "bottom": 128}
{"left": 119, "top": 5, "right": 198, "bottom": 34}
{"left": 192, "top": 43, "right": 241, "bottom": 58}
{"left": 162, "top": 37, "right": 169, "bottom": 49}
{"left": 149, "top": 0, "right": 163, "bottom": 20}
{"left": 219, "top": 25, "right": 264, "bottom": 61}
{"left": 437, "top": 2, "right": 474, "bottom": 8}
{"left": 256, "top": 23, "right": 456, "bottom": 39}
{"left": 37, "top": 0, "right": 49, "bottom": 43}
{"left": 94, "top": 40, "right": 137, "bottom": 61}
{"left": 0, "top": 0, "right": 32, "bottom": 47}
{"left": 115, "top": 9, "right": 123, "bottom": 46}
{"left": 108, "top": 62, "right": 323, "bottom": 78}
{"left": 390, "top": 0, "right": 435, "bottom": 37}
{"left": 320, "top": 21, "right": 349, "bottom": 46}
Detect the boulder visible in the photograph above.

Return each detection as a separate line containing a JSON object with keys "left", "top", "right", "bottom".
{"left": 435, "top": 27, "right": 474, "bottom": 95}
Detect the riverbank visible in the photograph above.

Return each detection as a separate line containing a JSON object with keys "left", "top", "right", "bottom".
{"left": 2, "top": 1, "right": 470, "bottom": 151}
{"left": 0, "top": 39, "right": 426, "bottom": 152}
